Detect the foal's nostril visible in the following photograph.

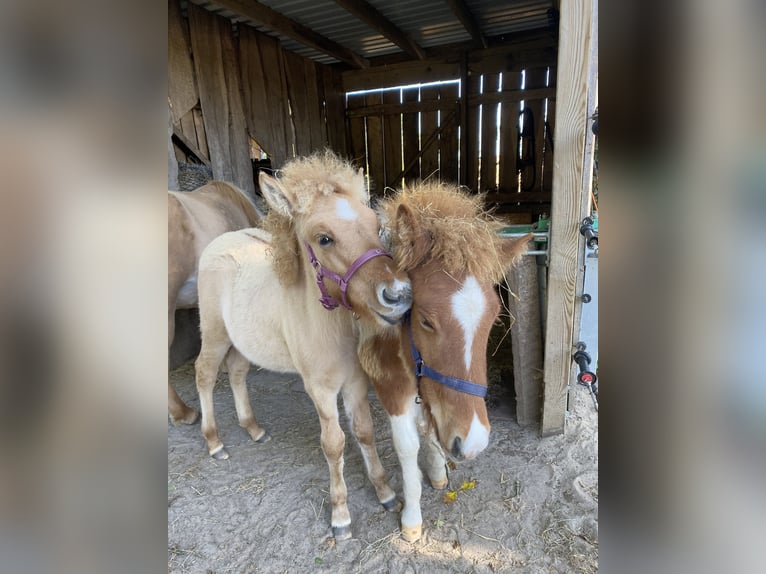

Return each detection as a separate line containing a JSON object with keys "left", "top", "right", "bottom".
{"left": 451, "top": 436, "right": 463, "bottom": 459}
{"left": 382, "top": 284, "right": 412, "bottom": 306}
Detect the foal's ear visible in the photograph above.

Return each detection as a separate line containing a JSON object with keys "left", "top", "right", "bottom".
{"left": 499, "top": 232, "right": 534, "bottom": 268}
{"left": 396, "top": 203, "right": 432, "bottom": 269}
{"left": 259, "top": 172, "right": 294, "bottom": 217}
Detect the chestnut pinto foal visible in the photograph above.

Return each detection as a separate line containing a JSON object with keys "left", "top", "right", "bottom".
{"left": 357, "top": 182, "right": 532, "bottom": 542}
{"left": 194, "top": 152, "right": 412, "bottom": 539}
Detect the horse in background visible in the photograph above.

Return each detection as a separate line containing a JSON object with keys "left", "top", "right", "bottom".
{"left": 193, "top": 151, "right": 412, "bottom": 540}
{"left": 358, "top": 181, "right": 532, "bottom": 542}
{"left": 168, "top": 181, "right": 261, "bottom": 424}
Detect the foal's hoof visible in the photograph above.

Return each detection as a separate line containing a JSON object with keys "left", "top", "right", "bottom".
{"left": 210, "top": 445, "right": 230, "bottom": 460}
{"left": 401, "top": 523, "right": 422, "bottom": 543}
{"left": 332, "top": 525, "right": 353, "bottom": 541}
{"left": 381, "top": 497, "right": 402, "bottom": 512}
{"left": 430, "top": 477, "right": 448, "bottom": 490}
{"left": 254, "top": 431, "right": 271, "bottom": 444}
{"left": 170, "top": 409, "right": 200, "bottom": 426}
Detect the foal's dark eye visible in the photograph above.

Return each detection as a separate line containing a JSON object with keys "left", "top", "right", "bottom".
{"left": 318, "top": 235, "right": 334, "bottom": 246}
{"left": 421, "top": 317, "right": 435, "bottom": 331}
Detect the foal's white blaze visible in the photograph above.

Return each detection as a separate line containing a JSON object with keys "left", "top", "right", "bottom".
{"left": 335, "top": 197, "right": 358, "bottom": 221}
{"left": 462, "top": 412, "right": 490, "bottom": 459}
{"left": 450, "top": 276, "right": 486, "bottom": 372}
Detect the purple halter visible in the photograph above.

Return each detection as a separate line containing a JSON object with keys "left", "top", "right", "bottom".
{"left": 304, "top": 242, "right": 392, "bottom": 311}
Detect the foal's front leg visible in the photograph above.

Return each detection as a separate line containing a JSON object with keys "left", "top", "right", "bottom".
{"left": 305, "top": 382, "right": 353, "bottom": 540}
{"left": 390, "top": 402, "right": 423, "bottom": 543}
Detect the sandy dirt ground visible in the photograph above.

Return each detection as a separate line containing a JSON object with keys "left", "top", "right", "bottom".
{"left": 168, "top": 358, "right": 598, "bottom": 574}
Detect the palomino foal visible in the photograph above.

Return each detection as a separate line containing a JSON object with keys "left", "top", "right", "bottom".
{"left": 358, "top": 182, "right": 531, "bottom": 542}
{"left": 168, "top": 182, "right": 260, "bottom": 424}
{"left": 194, "top": 152, "right": 412, "bottom": 540}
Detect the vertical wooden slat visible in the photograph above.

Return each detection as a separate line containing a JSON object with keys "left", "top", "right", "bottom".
{"left": 479, "top": 73, "right": 500, "bottom": 191}
{"left": 303, "top": 59, "right": 325, "bottom": 152}
{"left": 322, "top": 66, "right": 347, "bottom": 155}
{"left": 383, "top": 89, "right": 403, "bottom": 190}
{"left": 465, "top": 74, "right": 482, "bottom": 192}
{"left": 168, "top": 0, "right": 198, "bottom": 124}
{"left": 541, "top": 0, "right": 593, "bottom": 436}
{"left": 239, "top": 26, "right": 292, "bottom": 169}
{"left": 401, "top": 87, "right": 420, "bottom": 183}
{"left": 179, "top": 109, "right": 197, "bottom": 150}
{"left": 365, "top": 93, "right": 385, "bottom": 197}
{"left": 420, "top": 86, "right": 440, "bottom": 181}
{"left": 188, "top": 4, "right": 254, "bottom": 193}
{"left": 439, "top": 83, "right": 459, "bottom": 183}
{"left": 542, "top": 66, "right": 557, "bottom": 192}
{"left": 346, "top": 94, "right": 367, "bottom": 166}
{"left": 499, "top": 71, "right": 522, "bottom": 193}
{"left": 192, "top": 107, "right": 209, "bottom": 160}
{"left": 284, "top": 51, "right": 314, "bottom": 156}
{"left": 525, "top": 68, "right": 549, "bottom": 193}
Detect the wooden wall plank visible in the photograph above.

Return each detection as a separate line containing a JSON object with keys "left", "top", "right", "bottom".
{"left": 365, "top": 93, "right": 385, "bottom": 196}
{"left": 541, "top": 0, "right": 593, "bottom": 436}
{"left": 465, "top": 73, "right": 482, "bottom": 191}
{"left": 178, "top": 109, "right": 197, "bottom": 150}
{"left": 401, "top": 87, "right": 420, "bottom": 182}
{"left": 499, "top": 71, "right": 522, "bottom": 193}
{"left": 383, "top": 89, "right": 402, "bottom": 190}
{"left": 192, "top": 107, "right": 209, "bottom": 160}
{"left": 439, "top": 83, "right": 459, "bottom": 182}
{"left": 321, "top": 66, "right": 347, "bottom": 155}
{"left": 284, "top": 50, "right": 313, "bottom": 156}
{"left": 479, "top": 73, "right": 500, "bottom": 191}
{"left": 302, "top": 59, "right": 326, "bottom": 151}
{"left": 168, "top": 0, "right": 198, "bottom": 124}
{"left": 420, "top": 86, "right": 440, "bottom": 181}
{"left": 238, "top": 25, "right": 292, "bottom": 169}
{"left": 542, "top": 66, "right": 557, "bottom": 192}
{"left": 346, "top": 94, "right": 367, "bottom": 167}
{"left": 188, "top": 4, "right": 254, "bottom": 194}
{"left": 524, "top": 67, "right": 549, "bottom": 193}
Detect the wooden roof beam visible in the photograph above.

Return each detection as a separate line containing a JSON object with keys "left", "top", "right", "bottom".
{"left": 333, "top": 0, "right": 426, "bottom": 60}
{"left": 211, "top": 0, "right": 370, "bottom": 68}
{"left": 446, "top": 0, "right": 488, "bottom": 48}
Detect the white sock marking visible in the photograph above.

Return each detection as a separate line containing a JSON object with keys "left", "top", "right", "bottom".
{"left": 450, "top": 276, "right": 486, "bottom": 372}
{"left": 335, "top": 197, "right": 358, "bottom": 221}
{"left": 390, "top": 410, "right": 422, "bottom": 529}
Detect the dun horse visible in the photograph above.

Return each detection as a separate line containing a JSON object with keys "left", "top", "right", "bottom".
{"left": 358, "top": 181, "right": 532, "bottom": 542}
{"left": 168, "top": 182, "right": 260, "bottom": 424}
{"left": 194, "top": 152, "right": 412, "bottom": 539}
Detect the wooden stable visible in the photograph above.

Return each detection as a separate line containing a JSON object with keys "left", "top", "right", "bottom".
{"left": 167, "top": 0, "right": 596, "bottom": 435}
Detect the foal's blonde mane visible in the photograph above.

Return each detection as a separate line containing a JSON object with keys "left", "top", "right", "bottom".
{"left": 262, "top": 151, "right": 367, "bottom": 285}
{"left": 378, "top": 181, "right": 514, "bottom": 284}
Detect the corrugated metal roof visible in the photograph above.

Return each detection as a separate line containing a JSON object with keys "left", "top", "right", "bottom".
{"left": 187, "top": 0, "right": 554, "bottom": 65}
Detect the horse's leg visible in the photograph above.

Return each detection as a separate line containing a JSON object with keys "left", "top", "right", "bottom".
{"left": 168, "top": 302, "right": 198, "bottom": 424}
{"left": 423, "top": 430, "right": 448, "bottom": 489}
{"left": 341, "top": 375, "right": 398, "bottom": 512}
{"left": 195, "top": 328, "right": 231, "bottom": 459}
{"left": 304, "top": 381, "right": 352, "bottom": 540}
{"left": 225, "top": 347, "right": 269, "bottom": 443}
{"left": 390, "top": 405, "right": 423, "bottom": 543}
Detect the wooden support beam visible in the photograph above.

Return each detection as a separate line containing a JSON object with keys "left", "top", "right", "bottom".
{"left": 446, "top": 0, "right": 488, "bottom": 48}
{"left": 172, "top": 125, "right": 212, "bottom": 167}
{"left": 332, "top": 0, "right": 426, "bottom": 60}
{"left": 210, "top": 0, "right": 369, "bottom": 68}
{"left": 541, "top": 0, "right": 593, "bottom": 436}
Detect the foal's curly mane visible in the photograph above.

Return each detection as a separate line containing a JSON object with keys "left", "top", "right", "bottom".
{"left": 378, "top": 181, "right": 515, "bottom": 284}
{"left": 261, "top": 151, "right": 366, "bottom": 285}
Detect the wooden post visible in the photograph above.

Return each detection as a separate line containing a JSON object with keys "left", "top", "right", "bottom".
{"left": 507, "top": 256, "right": 544, "bottom": 426}
{"left": 541, "top": 0, "right": 594, "bottom": 436}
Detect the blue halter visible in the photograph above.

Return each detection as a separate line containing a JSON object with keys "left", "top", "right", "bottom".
{"left": 405, "top": 312, "right": 488, "bottom": 399}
